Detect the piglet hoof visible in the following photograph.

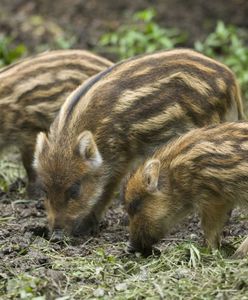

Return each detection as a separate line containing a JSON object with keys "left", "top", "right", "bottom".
{"left": 231, "top": 250, "right": 246, "bottom": 259}
{"left": 231, "top": 237, "right": 248, "bottom": 259}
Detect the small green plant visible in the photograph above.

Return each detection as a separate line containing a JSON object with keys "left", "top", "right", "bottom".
{"left": 35, "top": 36, "right": 77, "bottom": 54}
{"left": 195, "top": 21, "right": 248, "bottom": 101}
{"left": 55, "top": 35, "right": 77, "bottom": 50}
{"left": 6, "top": 275, "right": 46, "bottom": 300}
{"left": 99, "top": 8, "right": 187, "bottom": 59}
{"left": 0, "top": 35, "right": 26, "bottom": 67}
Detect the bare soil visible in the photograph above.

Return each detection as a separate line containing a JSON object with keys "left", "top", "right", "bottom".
{"left": 1, "top": 180, "right": 248, "bottom": 282}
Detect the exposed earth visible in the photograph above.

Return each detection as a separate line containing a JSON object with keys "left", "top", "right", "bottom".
{"left": 1, "top": 177, "right": 248, "bottom": 298}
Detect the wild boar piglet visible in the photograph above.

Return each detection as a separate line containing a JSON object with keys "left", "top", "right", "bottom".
{"left": 34, "top": 49, "right": 244, "bottom": 238}
{"left": 0, "top": 50, "right": 112, "bottom": 197}
{"left": 123, "top": 122, "right": 248, "bottom": 257}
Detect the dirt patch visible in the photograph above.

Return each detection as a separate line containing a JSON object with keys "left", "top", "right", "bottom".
{"left": 1, "top": 185, "right": 248, "bottom": 283}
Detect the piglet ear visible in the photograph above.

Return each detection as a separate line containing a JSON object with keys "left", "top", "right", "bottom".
{"left": 143, "top": 159, "right": 161, "bottom": 193}
{"left": 33, "top": 132, "right": 50, "bottom": 169}
{"left": 77, "top": 131, "right": 103, "bottom": 168}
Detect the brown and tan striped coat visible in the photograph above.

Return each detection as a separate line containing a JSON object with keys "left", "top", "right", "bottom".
{"left": 123, "top": 122, "right": 248, "bottom": 257}
{"left": 34, "top": 49, "right": 244, "bottom": 237}
{"left": 0, "top": 50, "right": 113, "bottom": 196}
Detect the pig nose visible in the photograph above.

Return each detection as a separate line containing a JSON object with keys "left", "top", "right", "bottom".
{"left": 50, "top": 229, "right": 64, "bottom": 242}
{"left": 127, "top": 241, "right": 137, "bottom": 254}
{"left": 127, "top": 240, "right": 160, "bottom": 257}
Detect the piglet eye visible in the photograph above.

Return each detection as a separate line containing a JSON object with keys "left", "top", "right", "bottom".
{"left": 66, "top": 181, "right": 81, "bottom": 200}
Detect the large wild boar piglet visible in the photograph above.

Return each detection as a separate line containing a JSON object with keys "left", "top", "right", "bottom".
{"left": 34, "top": 49, "right": 244, "bottom": 237}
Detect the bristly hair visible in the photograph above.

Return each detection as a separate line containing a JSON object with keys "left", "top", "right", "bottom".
{"left": 119, "top": 172, "right": 132, "bottom": 205}
{"left": 65, "top": 64, "right": 117, "bottom": 120}
{"left": 119, "top": 162, "right": 144, "bottom": 205}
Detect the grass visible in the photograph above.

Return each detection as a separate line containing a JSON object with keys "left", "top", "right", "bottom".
{"left": 2, "top": 237, "right": 248, "bottom": 299}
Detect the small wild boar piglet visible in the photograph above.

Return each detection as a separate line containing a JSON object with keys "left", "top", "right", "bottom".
{"left": 34, "top": 49, "right": 244, "bottom": 238}
{"left": 0, "top": 50, "right": 112, "bottom": 197}
{"left": 123, "top": 122, "right": 248, "bottom": 257}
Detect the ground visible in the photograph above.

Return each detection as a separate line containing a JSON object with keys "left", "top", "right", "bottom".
{"left": 1, "top": 159, "right": 248, "bottom": 299}
{"left": 1, "top": 0, "right": 248, "bottom": 299}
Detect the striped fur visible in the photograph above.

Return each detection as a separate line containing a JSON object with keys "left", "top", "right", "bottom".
{"left": 123, "top": 122, "right": 248, "bottom": 256}
{"left": 0, "top": 50, "right": 113, "bottom": 196}
{"left": 34, "top": 48, "right": 244, "bottom": 236}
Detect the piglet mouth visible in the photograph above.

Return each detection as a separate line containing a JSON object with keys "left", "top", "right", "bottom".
{"left": 71, "top": 212, "right": 99, "bottom": 237}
